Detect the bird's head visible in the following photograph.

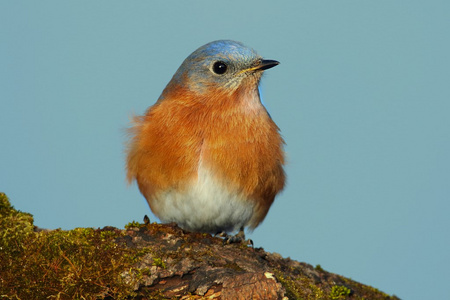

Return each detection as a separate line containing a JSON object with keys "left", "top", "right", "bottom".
{"left": 167, "top": 40, "right": 279, "bottom": 96}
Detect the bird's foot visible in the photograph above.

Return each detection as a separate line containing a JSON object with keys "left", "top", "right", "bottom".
{"left": 215, "top": 228, "right": 253, "bottom": 247}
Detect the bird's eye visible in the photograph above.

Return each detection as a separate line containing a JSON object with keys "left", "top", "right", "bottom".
{"left": 212, "top": 61, "right": 227, "bottom": 75}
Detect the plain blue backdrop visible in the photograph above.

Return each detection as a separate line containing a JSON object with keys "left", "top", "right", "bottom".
{"left": 1, "top": 1, "right": 449, "bottom": 299}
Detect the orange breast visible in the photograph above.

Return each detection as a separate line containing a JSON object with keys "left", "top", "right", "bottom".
{"left": 126, "top": 83, "right": 285, "bottom": 228}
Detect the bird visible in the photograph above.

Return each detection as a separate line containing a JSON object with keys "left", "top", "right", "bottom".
{"left": 126, "top": 40, "right": 285, "bottom": 241}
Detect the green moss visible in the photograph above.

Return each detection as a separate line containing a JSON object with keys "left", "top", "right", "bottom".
{"left": 152, "top": 257, "right": 166, "bottom": 269}
{"left": 0, "top": 193, "right": 149, "bottom": 299}
{"left": 330, "top": 285, "right": 351, "bottom": 299}
{"left": 307, "top": 281, "right": 326, "bottom": 299}
{"left": 124, "top": 220, "right": 142, "bottom": 229}
{"left": 0, "top": 192, "right": 35, "bottom": 250}
{"left": 315, "top": 264, "right": 325, "bottom": 272}
{"left": 274, "top": 270, "right": 304, "bottom": 299}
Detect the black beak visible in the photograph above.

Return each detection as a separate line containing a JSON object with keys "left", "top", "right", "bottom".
{"left": 259, "top": 59, "right": 280, "bottom": 71}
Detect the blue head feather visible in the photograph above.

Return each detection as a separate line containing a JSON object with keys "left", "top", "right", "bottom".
{"left": 169, "top": 40, "right": 263, "bottom": 94}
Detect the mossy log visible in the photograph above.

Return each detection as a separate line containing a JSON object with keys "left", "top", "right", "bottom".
{"left": 0, "top": 193, "right": 399, "bottom": 300}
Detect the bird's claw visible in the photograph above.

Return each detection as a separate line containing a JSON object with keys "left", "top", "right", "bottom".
{"left": 215, "top": 228, "right": 254, "bottom": 247}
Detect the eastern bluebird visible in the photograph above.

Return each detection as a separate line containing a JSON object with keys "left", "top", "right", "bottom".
{"left": 126, "top": 40, "right": 285, "bottom": 240}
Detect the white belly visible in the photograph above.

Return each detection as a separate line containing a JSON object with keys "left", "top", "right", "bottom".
{"left": 150, "top": 166, "right": 255, "bottom": 233}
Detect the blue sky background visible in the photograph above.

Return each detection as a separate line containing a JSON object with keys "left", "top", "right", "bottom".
{"left": 1, "top": 1, "right": 449, "bottom": 299}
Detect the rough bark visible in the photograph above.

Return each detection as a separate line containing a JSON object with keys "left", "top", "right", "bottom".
{"left": 115, "top": 223, "right": 399, "bottom": 299}
{"left": 0, "top": 193, "right": 400, "bottom": 300}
